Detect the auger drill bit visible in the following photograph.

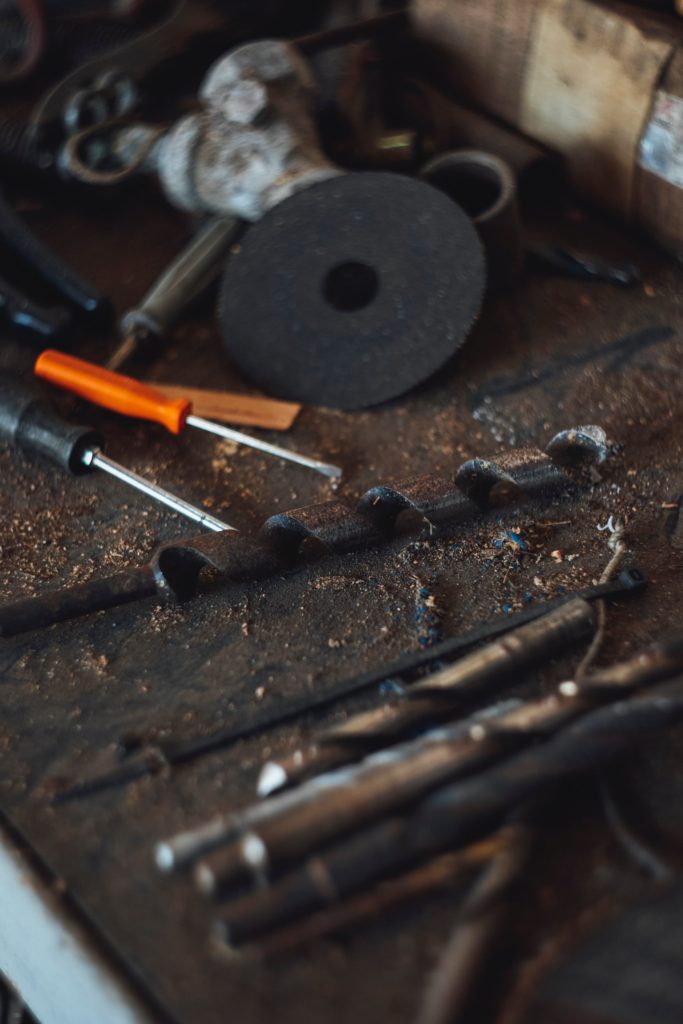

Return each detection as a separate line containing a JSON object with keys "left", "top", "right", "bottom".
{"left": 0, "top": 425, "right": 609, "bottom": 637}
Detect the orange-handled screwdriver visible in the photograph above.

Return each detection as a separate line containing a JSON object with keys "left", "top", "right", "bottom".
{"left": 36, "top": 349, "right": 190, "bottom": 432}
{"left": 35, "top": 350, "right": 342, "bottom": 479}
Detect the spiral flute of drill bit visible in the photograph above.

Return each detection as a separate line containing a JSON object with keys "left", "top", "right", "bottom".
{"left": 200, "top": 638, "right": 683, "bottom": 894}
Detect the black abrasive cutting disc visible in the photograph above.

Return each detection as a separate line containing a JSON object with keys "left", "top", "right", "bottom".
{"left": 218, "top": 172, "right": 485, "bottom": 409}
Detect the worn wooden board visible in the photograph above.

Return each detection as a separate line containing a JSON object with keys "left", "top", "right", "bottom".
{"left": 1, "top": 175, "right": 683, "bottom": 1024}
{"left": 153, "top": 384, "right": 301, "bottom": 431}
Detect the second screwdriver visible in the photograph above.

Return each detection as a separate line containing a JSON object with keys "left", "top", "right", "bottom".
{"left": 0, "top": 376, "right": 233, "bottom": 533}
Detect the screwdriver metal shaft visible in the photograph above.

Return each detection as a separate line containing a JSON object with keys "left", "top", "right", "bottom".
{"left": 83, "top": 449, "right": 233, "bottom": 533}
{"left": 185, "top": 415, "right": 341, "bottom": 478}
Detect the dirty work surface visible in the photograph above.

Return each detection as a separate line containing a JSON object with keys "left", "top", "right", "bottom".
{"left": 1, "top": 184, "right": 683, "bottom": 1024}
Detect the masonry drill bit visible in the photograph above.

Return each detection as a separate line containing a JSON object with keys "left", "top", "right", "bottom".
{"left": 215, "top": 673, "right": 683, "bottom": 947}
{"left": 35, "top": 350, "right": 342, "bottom": 479}
{"left": 155, "top": 699, "right": 524, "bottom": 876}
{"left": 250, "top": 839, "right": 499, "bottom": 959}
{"left": 258, "top": 597, "right": 598, "bottom": 795}
{"left": 194, "top": 636, "right": 683, "bottom": 895}
{"left": 0, "top": 376, "right": 232, "bottom": 533}
{"left": 151, "top": 573, "right": 644, "bottom": 874}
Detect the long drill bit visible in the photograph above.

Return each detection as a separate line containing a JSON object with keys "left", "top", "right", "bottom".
{"left": 259, "top": 566, "right": 644, "bottom": 794}
{"left": 0, "top": 425, "right": 609, "bottom": 637}
{"left": 194, "top": 637, "right": 683, "bottom": 895}
{"left": 156, "top": 594, "right": 599, "bottom": 875}
{"left": 258, "top": 597, "right": 599, "bottom": 795}
{"left": 249, "top": 839, "right": 500, "bottom": 959}
{"left": 214, "top": 675, "right": 683, "bottom": 946}
{"left": 54, "top": 570, "right": 645, "bottom": 807}
{"left": 156, "top": 698, "right": 523, "bottom": 877}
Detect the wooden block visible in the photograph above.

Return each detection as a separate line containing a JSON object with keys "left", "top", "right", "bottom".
{"left": 520, "top": 0, "right": 672, "bottom": 216}
{"left": 412, "top": 0, "right": 543, "bottom": 124}
{"left": 153, "top": 384, "right": 301, "bottom": 431}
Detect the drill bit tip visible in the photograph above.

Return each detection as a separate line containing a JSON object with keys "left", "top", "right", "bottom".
{"left": 257, "top": 762, "right": 288, "bottom": 798}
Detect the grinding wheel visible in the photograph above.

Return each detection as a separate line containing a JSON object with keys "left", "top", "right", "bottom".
{"left": 218, "top": 172, "right": 485, "bottom": 409}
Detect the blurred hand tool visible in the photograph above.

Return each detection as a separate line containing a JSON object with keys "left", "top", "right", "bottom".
{"left": 0, "top": 274, "right": 72, "bottom": 344}
{"left": 0, "top": 375, "right": 232, "bottom": 532}
{"left": 215, "top": 673, "right": 683, "bottom": 946}
{"left": 58, "top": 39, "right": 337, "bottom": 213}
{"left": 35, "top": 349, "right": 342, "bottom": 478}
{"left": 27, "top": 0, "right": 225, "bottom": 144}
{"left": 0, "top": 425, "right": 608, "bottom": 639}
{"left": 106, "top": 217, "right": 241, "bottom": 371}
{"left": 0, "top": 187, "right": 109, "bottom": 322}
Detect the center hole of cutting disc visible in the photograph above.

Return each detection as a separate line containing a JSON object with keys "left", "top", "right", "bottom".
{"left": 322, "top": 261, "right": 379, "bottom": 312}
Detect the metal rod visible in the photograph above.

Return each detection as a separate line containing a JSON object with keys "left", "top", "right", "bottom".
{"left": 415, "top": 819, "right": 533, "bottom": 1024}
{"left": 215, "top": 677, "right": 683, "bottom": 947}
{"left": 252, "top": 839, "right": 498, "bottom": 959}
{"left": 202, "top": 639, "right": 683, "bottom": 897}
{"left": 86, "top": 449, "right": 234, "bottom": 533}
{"left": 258, "top": 597, "right": 599, "bottom": 793}
{"left": 157, "top": 699, "right": 523, "bottom": 877}
{"left": 185, "top": 415, "right": 342, "bottom": 480}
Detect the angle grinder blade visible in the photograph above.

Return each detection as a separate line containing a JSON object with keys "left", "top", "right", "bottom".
{"left": 218, "top": 172, "right": 486, "bottom": 409}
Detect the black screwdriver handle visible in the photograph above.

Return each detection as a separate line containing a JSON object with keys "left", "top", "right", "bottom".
{"left": 0, "top": 189, "right": 110, "bottom": 320}
{"left": 0, "top": 376, "right": 102, "bottom": 474}
{"left": 0, "top": 274, "right": 72, "bottom": 343}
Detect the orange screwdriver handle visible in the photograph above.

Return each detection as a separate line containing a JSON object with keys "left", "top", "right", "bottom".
{"left": 34, "top": 350, "right": 191, "bottom": 435}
